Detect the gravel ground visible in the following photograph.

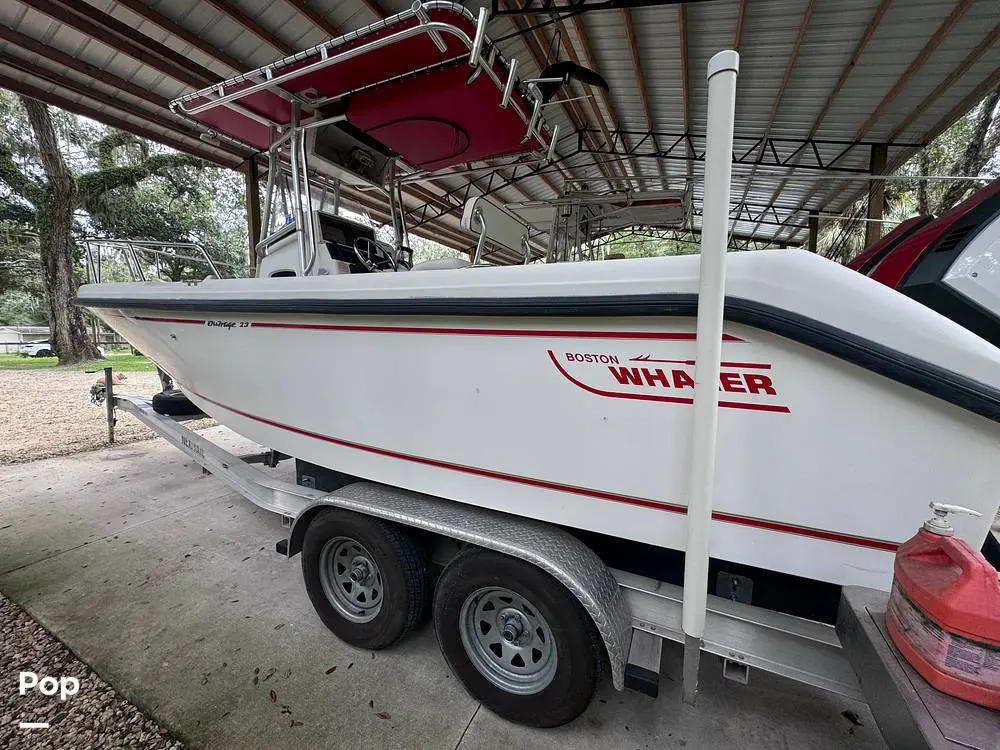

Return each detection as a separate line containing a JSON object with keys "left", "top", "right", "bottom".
{"left": 0, "top": 592, "right": 183, "bottom": 749}
{"left": 0, "top": 370, "right": 213, "bottom": 465}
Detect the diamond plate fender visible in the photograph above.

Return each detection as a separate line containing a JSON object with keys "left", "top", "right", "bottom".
{"left": 285, "top": 481, "right": 633, "bottom": 690}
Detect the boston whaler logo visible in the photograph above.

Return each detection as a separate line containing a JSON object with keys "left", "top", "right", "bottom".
{"left": 549, "top": 349, "right": 790, "bottom": 413}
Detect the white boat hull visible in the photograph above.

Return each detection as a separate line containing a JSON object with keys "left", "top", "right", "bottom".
{"left": 82, "top": 251, "right": 1000, "bottom": 590}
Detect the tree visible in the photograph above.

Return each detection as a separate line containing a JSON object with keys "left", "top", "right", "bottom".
{"left": 86, "top": 155, "right": 249, "bottom": 281}
{"left": 0, "top": 95, "right": 201, "bottom": 363}
{"left": 607, "top": 230, "right": 700, "bottom": 258}
{"left": 0, "top": 222, "right": 40, "bottom": 295}
{"left": 915, "top": 86, "right": 1000, "bottom": 214}
{"left": 823, "top": 85, "right": 1000, "bottom": 263}
{"left": 0, "top": 290, "right": 47, "bottom": 325}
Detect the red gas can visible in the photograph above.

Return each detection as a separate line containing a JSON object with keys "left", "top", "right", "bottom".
{"left": 886, "top": 503, "right": 1000, "bottom": 710}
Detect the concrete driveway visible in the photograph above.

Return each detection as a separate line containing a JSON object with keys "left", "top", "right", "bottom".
{"left": 0, "top": 428, "right": 886, "bottom": 749}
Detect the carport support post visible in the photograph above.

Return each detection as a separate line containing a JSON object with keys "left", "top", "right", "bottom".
{"left": 681, "top": 50, "right": 739, "bottom": 706}
{"left": 808, "top": 210, "right": 819, "bottom": 252}
{"left": 245, "top": 159, "right": 262, "bottom": 276}
{"left": 104, "top": 367, "right": 115, "bottom": 444}
{"left": 865, "top": 144, "right": 888, "bottom": 247}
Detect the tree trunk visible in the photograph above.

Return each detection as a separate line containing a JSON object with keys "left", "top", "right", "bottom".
{"left": 938, "top": 85, "right": 1000, "bottom": 211}
{"left": 21, "top": 96, "right": 100, "bottom": 364}
{"left": 916, "top": 149, "right": 930, "bottom": 216}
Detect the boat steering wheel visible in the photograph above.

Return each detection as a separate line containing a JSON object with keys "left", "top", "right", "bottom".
{"left": 353, "top": 237, "right": 398, "bottom": 272}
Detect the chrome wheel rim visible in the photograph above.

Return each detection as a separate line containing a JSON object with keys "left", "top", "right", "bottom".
{"left": 459, "top": 586, "right": 557, "bottom": 695}
{"left": 318, "top": 536, "right": 383, "bottom": 623}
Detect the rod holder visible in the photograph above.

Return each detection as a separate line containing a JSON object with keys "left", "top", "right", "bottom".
{"left": 469, "top": 6, "right": 488, "bottom": 66}
{"left": 471, "top": 207, "right": 488, "bottom": 264}
{"left": 547, "top": 124, "right": 560, "bottom": 162}
{"left": 522, "top": 87, "right": 542, "bottom": 144}
{"left": 412, "top": 1, "right": 447, "bottom": 52}
{"left": 500, "top": 57, "right": 518, "bottom": 108}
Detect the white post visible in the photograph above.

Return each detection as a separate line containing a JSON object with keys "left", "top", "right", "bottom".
{"left": 680, "top": 49, "right": 740, "bottom": 706}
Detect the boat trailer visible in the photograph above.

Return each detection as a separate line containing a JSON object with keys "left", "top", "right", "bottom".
{"left": 98, "top": 379, "right": 998, "bottom": 748}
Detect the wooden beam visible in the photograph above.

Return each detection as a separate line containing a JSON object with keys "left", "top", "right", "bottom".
{"left": 865, "top": 144, "right": 888, "bottom": 245}
{"left": 813, "top": 0, "right": 892, "bottom": 140}
{"left": 733, "top": 0, "right": 746, "bottom": 51}
{"left": 499, "top": 0, "right": 617, "bottom": 189}
{"left": 540, "top": 20, "right": 626, "bottom": 186}
{"left": 496, "top": 167, "right": 559, "bottom": 200}
{"left": 734, "top": 0, "right": 816, "bottom": 232}
{"left": 855, "top": 0, "right": 973, "bottom": 140}
{"left": 16, "top": 0, "right": 475, "bottom": 252}
{"left": 20, "top": 0, "right": 217, "bottom": 89}
{"left": 868, "top": 62, "right": 1000, "bottom": 192}
{"left": 0, "top": 51, "right": 249, "bottom": 157}
{"left": 402, "top": 179, "right": 535, "bottom": 236}
{"left": 0, "top": 24, "right": 163, "bottom": 109}
{"left": 208, "top": 0, "right": 558, "bottom": 212}
{"left": 888, "top": 21, "right": 1000, "bottom": 142}
{"left": 807, "top": 211, "right": 819, "bottom": 252}
{"left": 533, "top": 168, "right": 561, "bottom": 198}
{"left": 622, "top": 9, "right": 669, "bottom": 188}
{"left": 112, "top": 0, "right": 244, "bottom": 73}
{"left": 404, "top": 182, "right": 455, "bottom": 212}
{"left": 907, "top": 64, "right": 1000, "bottom": 159}
{"left": 756, "top": 0, "right": 891, "bottom": 244}
{"left": 783, "top": 0, "right": 975, "bottom": 245}
{"left": 341, "top": 185, "right": 470, "bottom": 251}
{"left": 199, "top": 0, "right": 294, "bottom": 56}
{"left": 567, "top": 14, "right": 643, "bottom": 187}
{"left": 281, "top": 0, "right": 342, "bottom": 38}
{"left": 0, "top": 69, "right": 239, "bottom": 167}
{"left": 677, "top": 4, "right": 692, "bottom": 188}
{"left": 356, "top": 0, "right": 387, "bottom": 21}
{"left": 502, "top": 6, "right": 603, "bottom": 191}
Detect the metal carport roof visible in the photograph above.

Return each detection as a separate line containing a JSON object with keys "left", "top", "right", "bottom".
{"left": 1, "top": 0, "right": 997, "bottom": 253}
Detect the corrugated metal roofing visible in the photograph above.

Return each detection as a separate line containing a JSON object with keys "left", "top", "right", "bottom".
{"left": 1, "top": 0, "right": 997, "bottom": 254}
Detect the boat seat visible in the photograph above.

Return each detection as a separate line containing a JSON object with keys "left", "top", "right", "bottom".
{"left": 410, "top": 258, "right": 473, "bottom": 271}
{"left": 461, "top": 196, "right": 535, "bottom": 264}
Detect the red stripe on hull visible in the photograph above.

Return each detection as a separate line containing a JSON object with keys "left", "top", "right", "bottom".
{"left": 123, "top": 314, "right": 746, "bottom": 341}
{"left": 251, "top": 320, "right": 744, "bottom": 342}
{"left": 190, "top": 391, "right": 895, "bottom": 552}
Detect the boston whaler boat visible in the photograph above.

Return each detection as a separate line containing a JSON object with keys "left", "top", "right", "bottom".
{"left": 78, "top": 2, "right": 1000, "bottom": 733}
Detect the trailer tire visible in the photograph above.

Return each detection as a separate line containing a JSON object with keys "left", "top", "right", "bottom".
{"left": 433, "top": 548, "right": 603, "bottom": 727}
{"left": 302, "top": 509, "right": 428, "bottom": 650}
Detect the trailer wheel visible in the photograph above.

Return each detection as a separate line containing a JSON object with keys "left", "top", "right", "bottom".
{"left": 302, "top": 509, "right": 428, "bottom": 650}
{"left": 433, "top": 549, "right": 603, "bottom": 727}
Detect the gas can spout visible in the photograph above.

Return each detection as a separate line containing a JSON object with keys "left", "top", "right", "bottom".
{"left": 923, "top": 501, "right": 982, "bottom": 536}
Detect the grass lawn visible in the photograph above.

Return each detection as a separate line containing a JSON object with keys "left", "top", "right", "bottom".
{"left": 0, "top": 352, "right": 157, "bottom": 372}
